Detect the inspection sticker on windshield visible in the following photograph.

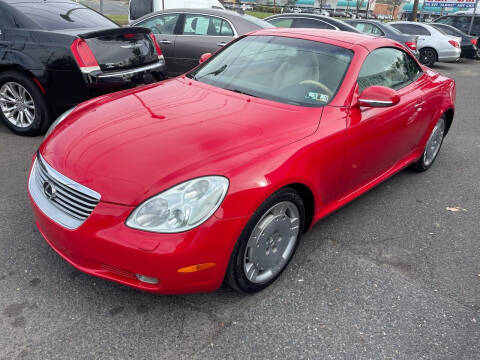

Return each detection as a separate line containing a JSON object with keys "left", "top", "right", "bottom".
{"left": 306, "top": 92, "right": 329, "bottom": 103}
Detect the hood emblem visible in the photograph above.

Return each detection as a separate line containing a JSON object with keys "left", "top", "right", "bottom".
{"left": 43, "top": 181, "right": 57, "bottom": 200}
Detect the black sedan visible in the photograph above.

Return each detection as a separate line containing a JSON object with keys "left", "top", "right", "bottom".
{"left": 264, "top": 13, "right": 360, "bottom": 33}
{"left": 430, "top": 23, "right": 479, "bottom": 59}
{"left": 131, "top": 9, "right": 273, "bottom": 77}
{"left": 0, "top": 0, "right": 165, "bottom": 136}
{"left": 346, "top": 19, "right": 420, "bottom": 57}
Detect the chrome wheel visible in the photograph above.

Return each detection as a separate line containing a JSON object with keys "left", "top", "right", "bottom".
{"left": 0, "top": 82, "right": 36, "bottom": 128}
{"left": 423, "top": 117, "right": 445, "bottom": 167}
{"left": 243, "top": 201, "right": 300, "bottom": 284}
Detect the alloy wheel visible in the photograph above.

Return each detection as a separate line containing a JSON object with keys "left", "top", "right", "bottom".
{"left": 423, "top": 117, "right": 446, "bottom": 167}
{"left": 243, "top": 201, "right": 300, "bottom": 284}
{"left": 420, "top": 49, "right": 436, "bottom": 66}
{"left": 0, "top": 82, "right": 36, "bottom": 128}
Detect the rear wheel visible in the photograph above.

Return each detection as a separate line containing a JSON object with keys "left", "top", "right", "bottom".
{"left": 412, "top": 115, "right": 446, "bottom": 172}
{"left": 0, "top": 71, "right": 50, "bottom": 136}
{"left": 419, "top": 48, "right": 437, "bottom": 67}
{"left": 225, "top": 188, "right": 305, "bottom": 293}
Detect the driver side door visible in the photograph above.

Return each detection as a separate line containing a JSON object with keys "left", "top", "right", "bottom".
{"left": 344, "top": 47, "right": 426, "bottom": 193}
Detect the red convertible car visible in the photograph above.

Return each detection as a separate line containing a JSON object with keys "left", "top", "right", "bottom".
{"left": 28, "top": 29, "right": 455, "bottom": 294}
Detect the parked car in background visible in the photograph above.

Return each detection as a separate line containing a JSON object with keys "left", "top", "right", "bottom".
{"left": 129, "top": 0, "right": 224, "bottom": 22}
{"left": 0, "top": 0, "right": 165, "bottom": 136}
{"left": 389, "top": 21, "right": 461, "bottom": 67}
{"left": 265, "top": 13, "right": 361, "bottom": 32}
{"left": 434, "top": 14, "right": 480, "bottom": 36}
{"left": 29, "top": 29, "right": 455, "bottom": 295}
{"left": 347, "top": 19, "right": 419, "bottom": 57}
{"left": 430, "top": 23, "right": 479, "bottom": 59}
{"left": 131, "top": 9, "right": 273, "bottom": 77}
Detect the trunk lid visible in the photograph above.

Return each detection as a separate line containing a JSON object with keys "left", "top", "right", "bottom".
{"left": 79, "top": 27, "right": 158, "bottom": 71}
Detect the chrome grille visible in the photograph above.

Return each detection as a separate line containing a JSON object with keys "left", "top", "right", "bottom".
{"left": 29, "top": 152, "right": 101, "bottom": 229}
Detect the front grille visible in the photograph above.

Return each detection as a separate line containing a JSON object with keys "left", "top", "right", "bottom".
{"left": 29, "top": 152, "right": 101, "bottom": 229}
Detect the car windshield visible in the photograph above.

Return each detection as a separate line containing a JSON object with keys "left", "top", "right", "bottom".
{"left": 187, "top": 35, "right": 353, "bottom": 107}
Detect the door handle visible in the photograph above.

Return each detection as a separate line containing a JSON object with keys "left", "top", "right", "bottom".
{"left": 414, "top": 101, "right": 425, "bottom": 111}
{"left": 217, "top": 42, "right": 226, "bottom": 47}
{"left": 159, "top": 40, "right": 172, "bottom": 44}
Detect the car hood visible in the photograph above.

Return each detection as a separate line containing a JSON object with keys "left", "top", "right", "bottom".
{"left": 40, "top": 78, "right": 321, "bottom": 206}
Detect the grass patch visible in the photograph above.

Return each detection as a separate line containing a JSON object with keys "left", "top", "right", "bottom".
{"left": 106, "top": 14, "right": 129, "bottom": 26}
{"left": 245, "top": 10, "right": 274, "bottom": 19}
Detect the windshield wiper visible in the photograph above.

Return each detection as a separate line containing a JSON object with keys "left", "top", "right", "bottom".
{"left": 194, "top": 64, "right": 227, "bottom": 81}
{"left": 227, "top": 88, "right": 258, "bottom": 98}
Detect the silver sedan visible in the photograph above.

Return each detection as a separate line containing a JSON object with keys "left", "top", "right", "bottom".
{"left": 389, "top": 21, "right": 461, "bottom": 67}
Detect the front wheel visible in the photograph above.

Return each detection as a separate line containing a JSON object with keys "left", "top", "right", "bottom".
{"left": 225, "top": 188, "right": 305, "bottom": 293}
{"left": 419, "top": 48, "right": 437, "bottom": 67}
{"left": 412, "top": 115, "right": 446, "bottom": 172}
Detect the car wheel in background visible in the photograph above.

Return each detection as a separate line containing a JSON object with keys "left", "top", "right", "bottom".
{"left": 225, "top": 188, "right": 305, "bottom": 293}
{"left": 0, "top": 71, "right": 50, "bottom": 136}
{"left": 419, "top": 48, "right": 437, "bottom": 67}
{"left": 412, "top": 115, "right": 446, "bottom": 172}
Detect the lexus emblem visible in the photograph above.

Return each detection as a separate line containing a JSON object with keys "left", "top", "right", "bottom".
{"left": 43, "top": 181, "right": 57, "bottom": 200}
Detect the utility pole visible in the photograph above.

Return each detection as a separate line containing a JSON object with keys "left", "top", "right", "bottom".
{"left": 410, "top": 0, "right": 420, "bottom": 21}
{"left": 100, "top": 0, "right": 104, "bottom": 13}
{"left": 468, "top": 0, "right": 479, "bottom": 35}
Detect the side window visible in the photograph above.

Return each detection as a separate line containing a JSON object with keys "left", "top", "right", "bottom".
{"left": 294, "top": 18, "right": 335, "bottom": 29}
{"left": 358, "top": 47, "right": 421, "bottom": 93}
{"left": 406, "top": 24, "right": 431, "bottom": 36}
{"left": 353, "top": 22, "right": 383, "bottom": 36}
{"left": 269, "top": 17, "right": 294, "bottom": 28}
{"left": 390, "top": 24, "right": 410, "bottom": 34}
{"left": 210, "top": 17, "right": 234, "bottom": 36}
{"left": 183, "top": 14, "right": 219, "bottom": 35}
{"left": 371, "top": 25, "right": 384, "bottom": 36}
{"left": 137, "top": 14, "right": 180, "bottom": 35}
{"left": 129, "top": 0, "right": 153, "bottom": 21}
{"left": 436, "top": 16, "right": 454, "bottom": 25}
{"left": 453, "top": 16, "right": 471, "bottom": 31}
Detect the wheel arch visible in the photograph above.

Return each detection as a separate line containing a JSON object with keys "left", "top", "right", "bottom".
{"left": 0, "top": 65, "right": 46, "bottom": 94}
{"left": 419, "top": 46, "right": 438, "bottom": 61}
{"left": 283, "top": 183, "right": 315, "bottom": 233}
{"left": 443, "top": 107, "right": 454, "bottom": 135}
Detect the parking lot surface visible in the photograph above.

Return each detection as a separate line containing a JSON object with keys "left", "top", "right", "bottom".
{"left": 1, "top": 60, "right": 479, "bottom": 359}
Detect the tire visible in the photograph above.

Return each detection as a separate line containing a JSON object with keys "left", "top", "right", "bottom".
{"left": 411, "top": 115, "right": 446, "bottom": 172}
{"left": 225, "top": 188, "right": 305, "bottom": 293}
{"left": 0, "top": 71, "right": 50, "bottom": 136}
{"left": 419, "top": 48, "right": 437, "bottom": 67}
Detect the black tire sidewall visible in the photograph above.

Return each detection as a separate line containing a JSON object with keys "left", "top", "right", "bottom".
{"left": 226, "top": 188, "right": 306, "bottom": 293}
{"left": 0, "top": 71, "right": 50, "bottom": 136}
{"left": 420, "top": 48, "right": 436, "bottom": 67}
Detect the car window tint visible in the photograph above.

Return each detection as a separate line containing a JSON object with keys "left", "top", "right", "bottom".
{"left": 294, "top": 18, "right": 335, "bottom": 29}
{"left": 353, "top": 22, "right": 383, "bottom": 36}
{"left": 129, "top": 0, "right": 153, "bottom": 21}
{"left": 12, "top": 3, "right": 116, "bottom": 30}
{"left": 358, "top": 47, "right": 421, "bottom": 93}
{"left": 436, "top": 16, "right": 454, "bottom": 25}
{"left": 269, "top": 17, "right": 294, "bottom": 28}
{"left": 137, "top": 14, "right": 179, "bottom": 35}
{"left": 433, "top": 24, "right": 456, "bottom": 36}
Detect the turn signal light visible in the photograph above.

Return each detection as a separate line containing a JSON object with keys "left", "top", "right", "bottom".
{"left": 177, "top": 263, "right": 216, "bottom": 273}
{"left": 135, "top": 274, "right": 159, "bottom": 284}
{"left": 70, "top": 38, "right": 100, "bottom": 74}
{"left": 448, "top": 40, "right": 460, "bottom": 48}
{"left": 405, "top": 41, "right": 417, "bottom": 50}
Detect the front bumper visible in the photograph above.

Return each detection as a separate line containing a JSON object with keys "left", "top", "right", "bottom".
{"left": 28, "top": 158, "right": 248, "bottom": 294}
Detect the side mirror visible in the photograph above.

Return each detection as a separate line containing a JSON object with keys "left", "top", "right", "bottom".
{"left": 358, "top": 86, "right": 400, "bottom": 108}
{"left": 199, "top": 53, "right": 212, "bottom": 64}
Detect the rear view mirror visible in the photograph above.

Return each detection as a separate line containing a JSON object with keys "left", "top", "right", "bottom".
{"left": 358, "top": 86, "right": 400, "bottom": 107}
{"left": 199, "top": 53, "right": 212, "bottom": 64}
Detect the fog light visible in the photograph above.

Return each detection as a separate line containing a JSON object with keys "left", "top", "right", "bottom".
{"left": 135, "top": 274, "right": 158, "bottom": 284}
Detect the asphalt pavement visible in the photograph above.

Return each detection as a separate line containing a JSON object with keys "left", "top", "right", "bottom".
{"left": 0, "top": 60, "right": 479, "bottom": 359}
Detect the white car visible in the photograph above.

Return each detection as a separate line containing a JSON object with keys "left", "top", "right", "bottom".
{"left": 128, "top": 0, "right": 224, "bottom": 22}
{"left": 389, "top": 21, "right": 461, "bottom": 67}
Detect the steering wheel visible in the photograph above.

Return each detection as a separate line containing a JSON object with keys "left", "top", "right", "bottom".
{"left": 299, "top": 80, "right": 333, "bottom": 97}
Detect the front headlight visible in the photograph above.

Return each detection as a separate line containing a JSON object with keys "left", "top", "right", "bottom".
{"left": 45, "top": 107, "right": 76, "bottom": 138}
{"left": 126, "top": 176, "right": 229, "bottom": 233}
